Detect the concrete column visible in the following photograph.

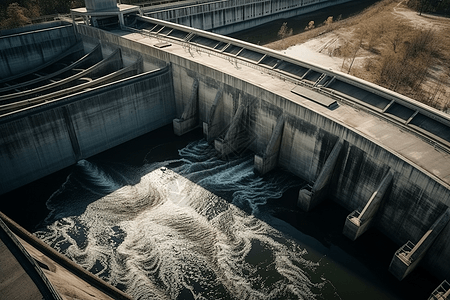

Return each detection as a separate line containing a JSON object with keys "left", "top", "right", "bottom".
{"left": 389, "top": 207, "right": 450, "bottom": 281}
{"left": 428, "top": 280, "right": 450, "bottom": 300}
{"left": 343, "top": 168, "right": 394, "bottom": 241}
{"left": 119, "top": 13, "right": 125, "bottom": 28}
{"left": 214, "top": 101, "right": 248, "bottom": 158}
{"left": 297, "top": 138, "right": 343, "bottom": 212}
{"left": 173, "top": 79, "right": 199, "bottom": 136}
{"left": 254, "top": 114, "right": 285, "bottom": 175}
{"left": 203, "top": 88, "right": 223, "bottom": 143}
{"left": 62, "top": 106, "right": 82, "bottom": 161}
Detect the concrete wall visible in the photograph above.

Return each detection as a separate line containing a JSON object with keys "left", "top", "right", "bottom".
{"left": 80, "top": 26, "right": 450, "bottom": 279}
{"left": 3, "top": 22, "right": 449, "bottom": 281}
{"left": 144, "top": 0, "right": 353, "bottom": 34}
{"left": 0, "top": 22, "right": 78, "bottom": 79}
{"left": 207, "top": 66, "right": 450, "bottom": 279}
{"left": 0, "top": 67, "right": 176, "bottom": 194}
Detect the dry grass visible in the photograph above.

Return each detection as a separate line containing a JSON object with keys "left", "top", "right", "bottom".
{"left": 267, "top": 0, "right": 450, "bottom": 111}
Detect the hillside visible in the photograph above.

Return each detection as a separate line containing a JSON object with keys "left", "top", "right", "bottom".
{"left": 266, "top": 0, "right": 450, "bottom": 112}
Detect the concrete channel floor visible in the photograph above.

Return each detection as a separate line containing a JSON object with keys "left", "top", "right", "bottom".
{"left": 0, "top": 215, "right": 122, "bottom": 300}
{"left": 0, "top": 238, "right": 44, "bottom": 299}
{"left": 116, "top": 29, "right": 450, "bottom": 189}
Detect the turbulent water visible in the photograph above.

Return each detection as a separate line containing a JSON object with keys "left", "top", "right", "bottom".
{"left": 34, "top": 140, "right": 341, "bottom": 300}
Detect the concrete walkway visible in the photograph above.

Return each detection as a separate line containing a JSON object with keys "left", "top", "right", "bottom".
{"left": 118, "top": 28, "right": 450, "bottom": 189}
{"left": 0, "top": 212, "right": 132, "bottom": 300}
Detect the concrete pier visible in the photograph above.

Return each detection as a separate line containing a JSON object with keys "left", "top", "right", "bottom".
{"left": 173, "top": 78, "right": 199, "bottom": 135}
{"left": 389, "top": 208, "right": 450, "bottom": 281}
{"left": 297, "top": 139, "right": 343, "bottom": 212}
{"left": 4, "top": 10, "right": 450, "bottom": 284}
{"left": 254, "top": 114, "right": 285, "bottom": 175}
{"left": 144, "top": 0, "right": 353, "bottom": 35}
{"left": 203, "top": 88, "right": 224, "bottom": 143}
{"left": 214, "top": 101, "right": 248, "bottom": 158}
{"left": 343, "top": 169, "right": 394, "bottom": 241}
{"left": 0, "top": 212, "right": 131, "bottom": 300}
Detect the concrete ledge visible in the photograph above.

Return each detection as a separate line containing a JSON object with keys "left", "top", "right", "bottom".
{"left": 254, "top": 153, "right": 277, "bottom": 175}
{"left": 389, "top": 242, "right": 422, "bottom": 281}
{"left": 173, "top": 117, "right": 198, "bottom": 136}
{"left": 343, "top": 210, "right": 373, "bottom": 241}
{"left": 0, "top": 211, "right": 132, "bottom": 300}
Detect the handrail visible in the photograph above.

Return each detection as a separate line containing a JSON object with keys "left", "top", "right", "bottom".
{"left": 128, "top": 17, "right": 450, "bottom": 154}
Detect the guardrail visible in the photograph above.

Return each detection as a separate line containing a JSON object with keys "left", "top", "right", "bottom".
{"left": 124, "top": 16, "right": 450, "bottom": 155}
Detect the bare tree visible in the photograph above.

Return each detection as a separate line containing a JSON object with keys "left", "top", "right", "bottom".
{"left": 305, "top": 21, "right": 315, "bottom": 31}
{"left": 278, "top": 22, "right": 293, "bottom": 40}
{"left": 1, "top": 3, "right": 31, "bottom": 29}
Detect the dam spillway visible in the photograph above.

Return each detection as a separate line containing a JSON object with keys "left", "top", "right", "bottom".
{"left": 1, "top": 1, "right": 450, "bottom": 298}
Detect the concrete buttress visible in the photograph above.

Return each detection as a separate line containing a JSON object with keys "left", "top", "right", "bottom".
{"left": 62, "top": 106, "right": 82, "bottom": 161}
{"left": 343, "top": 168, "right": 394, "bottom": 241}
{"left": 214, "top": 95, "right": 249, "bottom": 158}
{"left": 254, "top": 114, "right": 285, "bottom": 175}
{"left": 173, "top": 79, "right": 199, "bottom": 136}
{"left": 297, "top": 138, "right": 343, "bottom": 212}
{"left": 389, "top": 207, "right": 450, "bottom": 281}
{"left": 203, "top": 88, "right": 223, "bottom": 143}
{"left": 428, "top": 280, "right": 450, "bottom": 300}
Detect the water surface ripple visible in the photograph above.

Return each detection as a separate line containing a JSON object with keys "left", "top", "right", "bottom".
{"left": 35, "top": 140, "right": 337, "bottom": 300}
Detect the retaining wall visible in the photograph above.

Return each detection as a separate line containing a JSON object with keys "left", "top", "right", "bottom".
{"left": 0, "top": 22, "right": 78, "bottom": 79}
{"left": 144, "top": 0, "right": 352, "bottom": 34}
{"left": 2, "top": 21, "right": 450, "bottom": 281}
{"left": 75, "top": 26, "right": 450, "bottom": 279}
{"left": 0, "top": 67, "right": 176, "bottom": 194}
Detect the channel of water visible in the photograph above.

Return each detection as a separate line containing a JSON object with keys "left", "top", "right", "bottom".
{"left": 228, "top": 0, "right": 382, "bottom": 45}
{"left": 0, "top": 1, "right": 441, "bottom": 298}
{"left": 0, "top": 125, "right": 439, "bottom": 299}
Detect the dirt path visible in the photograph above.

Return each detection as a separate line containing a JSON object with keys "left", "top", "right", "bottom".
{"left": 267, "top": 0, "right": 450, "bottom": 111}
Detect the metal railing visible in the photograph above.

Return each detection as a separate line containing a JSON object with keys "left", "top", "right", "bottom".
{"left": 395, "top": 241, "right": 415, "bottom": 265}
{"left": 124, "top": 16, "right": 450, "bottom": 157}
{"left": 429, "top": 280, "right": 450, "bottom": 300}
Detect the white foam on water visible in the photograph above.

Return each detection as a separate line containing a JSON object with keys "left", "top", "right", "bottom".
{"left": 35, "top": 140, "right": 331, "bottom": 299}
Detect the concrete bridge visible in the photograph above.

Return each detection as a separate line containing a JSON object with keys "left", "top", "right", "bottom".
{"left": 1, "top": 0, "right": 450, "bottom": 297}
{"left": 141, "top": 0, "right": 353, "bottom": 34}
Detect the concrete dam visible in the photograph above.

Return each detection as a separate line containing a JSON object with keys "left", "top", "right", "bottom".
{"left": 141, "top": 0, "right": 354, "bottom": 34}
{"left": 1, "top": 0, "right": 450, "bottom": 298}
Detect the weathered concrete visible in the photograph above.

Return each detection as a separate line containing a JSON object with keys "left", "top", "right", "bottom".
{"left": 297, "top": 138, "right": 343, "bottom": 212}
{"left": 428, "top": 280, "right": 450, "bottom": 300}
{"left": 389, "top": 208, "right": 450, "bottom": 281}
{"left": 0, "top": 67, "right": 176, "bottom": 194}
{"left": 214, "top": 96, "right": 251, "bottom": 157}
{"left": 0, "top": 217, "right": 60, "bottom": 300}
{"left": 0, "top": 22, "right": 78, "bottom": 80}
{"left": 203, "top": 88, "right": 224, "bottom": 142}
{"left": 0, "top": 211, "right": 131, "bottom": 300}
{"left": 85, "top": 0, "right": 118, "bottom": 12}
{"left": 343, "top": 168, "right": 394, "bottom": 240}
{"left": 109, "top": 22, "right": 450, "bottom": 279}
{"left": 3, "top": 15, "right": 450, "bottom": 283}
{"left": 173, "top": 78, "right": 199, "bottom": 135}
{"left": 144, "top": 0, "right": 353, "bottom": 34}
{"left": 254, "top": 114, "right": 285, "bottom": 175}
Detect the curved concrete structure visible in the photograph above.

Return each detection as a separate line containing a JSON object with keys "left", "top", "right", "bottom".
{"left": 76, "top": 16, "right": 450, "bottom": 282}
{"left": 143, "top": 0, "right": 353, "bottom": 34}
{"left": 1, "top": 2, "right": 450, "bottom": 294}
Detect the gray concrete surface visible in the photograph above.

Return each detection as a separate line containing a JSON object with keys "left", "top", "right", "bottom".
{"left": 86, "top": 25, "right": 450, "bottom": 280}
{"left": 144, "top": 0, "right": 353, "bottom": 34}
{"left": 0, "top": 218, "right": 60, "bottom": 300}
